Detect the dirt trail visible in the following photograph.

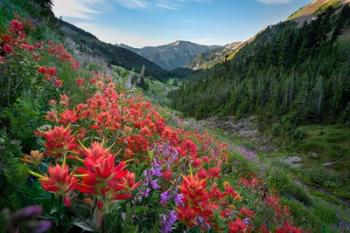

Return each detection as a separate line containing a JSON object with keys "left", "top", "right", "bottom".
{"left": 194, "top": 116, "right": 350, "bottom": 209}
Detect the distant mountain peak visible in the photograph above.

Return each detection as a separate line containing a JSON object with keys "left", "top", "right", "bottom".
{"left": 170, "top": 40, "right": 186, "bottom": 46}
{"left": 121, "top": 41, "right": 222, "bottom": 70}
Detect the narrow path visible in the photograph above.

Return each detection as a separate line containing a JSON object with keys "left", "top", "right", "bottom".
{"left": 190, "top": 117, "right": 350, "bottom": 209}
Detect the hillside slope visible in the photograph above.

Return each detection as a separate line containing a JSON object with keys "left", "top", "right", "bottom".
{"left": 59, "top": 20, "right": 168, "bottom": 80}
{"left": 1, "top": 1, "right": 350, "bottom": 232}
{"left": 121, "top": 40, "right": 221, "bottom": 70}
{"left": 188, "top": 41, "right": 243, "bottom": 70}
{"left": 171, "top": 4, "right": 350, "bottom": 122}
{"left": 289, "top": 0, "right": 349, "bottom": 23}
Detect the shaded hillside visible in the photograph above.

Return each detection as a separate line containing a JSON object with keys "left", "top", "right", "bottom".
{"left": 170, "top": 5, "right": 350, "bottom": 125}
{"left": 59, "top": 20, "right": 168, "bottom": 80}
{"left": 121, "top": 40, "right": 221, "bottom": 70}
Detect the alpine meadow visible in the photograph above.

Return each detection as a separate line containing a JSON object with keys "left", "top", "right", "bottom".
{"left": 0, "top": 0, "right": 350, "bottom": 233}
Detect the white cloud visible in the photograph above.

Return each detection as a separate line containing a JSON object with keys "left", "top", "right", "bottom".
{"left": 52, "top": 0, "right": 104, "bottom": 19}
{"left": 113, "top": 0, "right": 212, "bottom": 10}
{"left": 113, "top": 0, "right": 148, "bottom": 9}
{"left": 257, "top": 0, "right": 291, "bottom": 4}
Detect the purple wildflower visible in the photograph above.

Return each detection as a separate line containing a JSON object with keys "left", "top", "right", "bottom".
{"left": 243, "top": 218, "right": 250, "bottom": 225}
{"left": 31, "top": 220, "right": 52, "bottom": 233}
{"left": 151, "top": 179, "right": 160, "bottom": 189}
{"left": 11, "top": 205, "right": 43, "bottom": 221}
{"left": 4, "top": 205, "right": 52, "bottom": 233}
{"left": 161, "top": 210, "right": 177, "bottom": 233}
{"left": 175, "top": 193, "right": 184, "bottom": 206}
{"left": 150, "top": 159, "right": 162, "bottom": 177}
{"left": 139, "top": 187, "right": 151, "bottom": 198}
{"left": 160, "top": 190, "right": 171, "bottom": 205}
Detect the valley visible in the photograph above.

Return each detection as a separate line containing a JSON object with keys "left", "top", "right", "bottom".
{"left": 0, "top": 0, "right": 350, "bottom": 232}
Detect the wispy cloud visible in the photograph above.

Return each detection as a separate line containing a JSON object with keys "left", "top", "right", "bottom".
{"left": 113, "top": 0, "right": 212, "bottom": 10}
{"left": 113, "top": 0, "right": 147, "bottom": 9}
{"left": 257, "top": 0, "right": 292, "bottom": 4}
{"left": 52, "top": 0, "right": 104, "bottom": 19}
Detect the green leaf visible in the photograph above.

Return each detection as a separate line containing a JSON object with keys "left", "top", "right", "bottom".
{"left": 73, "top": 219, "right": 97, "bottom": 232}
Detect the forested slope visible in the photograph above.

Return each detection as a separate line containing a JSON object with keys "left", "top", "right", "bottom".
{"left": 171, "top": 5, "right": 350, "bottom": 126}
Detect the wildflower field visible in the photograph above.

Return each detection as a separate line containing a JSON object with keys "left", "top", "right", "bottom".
{"left": 0, "top": 1, "right": 338, "bottom": 232}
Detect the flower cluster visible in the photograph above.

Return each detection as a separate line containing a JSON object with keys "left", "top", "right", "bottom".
{"left": 0, "top": 18, "right": 79, "bottom": 87}
{"left": 1, "top": 19, "right": 28, "bottom": 57}
{"left": 37, "top": 66, "right": 63, "bottom": 88}
{"left": 3, "top": 17, "right": 304, "bottom": 233}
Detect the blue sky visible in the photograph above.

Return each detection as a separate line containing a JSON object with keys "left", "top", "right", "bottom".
{"left": 52, "top": 0, "right": 310, "bottom": 48}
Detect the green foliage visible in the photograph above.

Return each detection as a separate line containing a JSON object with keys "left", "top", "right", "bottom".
{"left": 170, "top": 5, "right": 350, "bottom": 126}
{"left": 267, "top": 165, "right": 312, "bottom": 205}
{"left": 1, "top": 95, "right": 42, "bottom": 151}
{"left": 0, "top": 130, "right": 29, "bottom": 209}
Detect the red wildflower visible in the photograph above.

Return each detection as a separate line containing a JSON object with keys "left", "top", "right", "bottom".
{"left": 125, "top": 135, "right": 149, "bottom": 154}
{"left": 179, "top": 139, "right": 197, "bottom": 158}
{"left": 208, "top": 167, "right": 221, "bottom": 178}
{"left": 265, "top": 195, "right": 281, "bottom": 214}
{"left": 76, "top": 128, "right": 87, "bottom": 140}
{"left": 59, "top": 110, "right": 78, "bottom": 125}
{"left": 124, "top": 171, "right": 140, "bottom": 191}
{"left": 60, "top": 94, "right": 70, "bottom": 107}
{"left": 77, "top": 143, "right": 136, "bottom": 201}
{"left": 91, "top": 111, "right": 121, "bottom": 131}
{"left": 224, "top": 182, "right": 241, "bottom": 200}
{"left": 40, "top": 164, "right": 77, "bottom": 206}
{"left": 238, "top": 176, "right": 261, "bottom": 188}
{"left": 259, "top": 225, "right": 270, "bottom": 233}
{"left": 0, "top": 56, "right": 5, "bottom": 63}
{"left": 81, "top": 142, "right": 114, "bottom": 158}
{"left": 198, "top": 168, "right": 207, "bottom": 179}
{"left": 228, "top": 218, "right": 247, "bottom": 233}
{"left": 46, "top": 111, "right": 58, "bottom": 122}
{"left": 40, "top": 164, "right": 76, "bottom": 192}
{"left": 48, "top": 99, "right": 57, "bottom": 106}
{"left": 209, "top": 185, "right": 226, "bottom": 200}
{"left": 54, "top": 79, "right": 63, "bottom": 88}
{"left": 37, "top": 66, "right": 46, "bottom": 74}
{"left": 275, "top": 222, "right": 303, "bottom": 233}
{"left": 179, "top": 175, "right": 209, "bottom": 205}
{"left": 3, "top": 44, "right": 13, "bottom": 54}
{"left": 37, "top": 126, "right": 77, "bottom": 159}
{"left": 84, "top": 153, "right": 117, "bottom": 179}
{"left": 63, "top": 197, "right": 72, "bottom": 207}
{"left": 192, "top": 158, "right": 201, "bottom": 167}
{"left": 176, "top": 206, "right": 197, "bottom": 227}
{"left": 162, "top": 169, "right": 173, "bottom": 181}
{"left": 47, "top": 67, "right": 57, "bottom": 76}
{"left": 76, "top": 78, "right": 84, "bottom": 86}
{"left": 1, "top": 34, "right": 13, "bottom": 43}
{"left": 10, "top": 19, "right": 24, "bottom": 33}
{"left": 239, "top": 207, "right": 255, "bottom": 218}
{"left": 20, "top": 42, "right": 34, "bottom": 52}
{"left": 111, "top": 171, "right": 140, "bottom": 200}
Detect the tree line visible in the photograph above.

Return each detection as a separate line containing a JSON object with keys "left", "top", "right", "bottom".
{"left": 170, "top": 5, "right": 350, "bottom": 126}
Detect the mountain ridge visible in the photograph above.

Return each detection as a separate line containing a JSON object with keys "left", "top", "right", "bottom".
{"left": 58, "top": 20, "right": 168, "bottom": 79}
{"left": 120, "top": 40, "right": 222, "bottom": 70}
{"left": 288, "top": 0, "right": 350, "bottom": 23}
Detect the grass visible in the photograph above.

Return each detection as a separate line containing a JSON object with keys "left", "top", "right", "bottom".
{"left": 198, "top": 121, "right": 350, "bottom": 232}
{"left": 144, "top": 78, "right": 179, "bottom": 105}
{"left": 294, "top": 125, "right": 350, "bottom": 197}
{"left": 288, "top": 0, "right": 341, "bottom": 20}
